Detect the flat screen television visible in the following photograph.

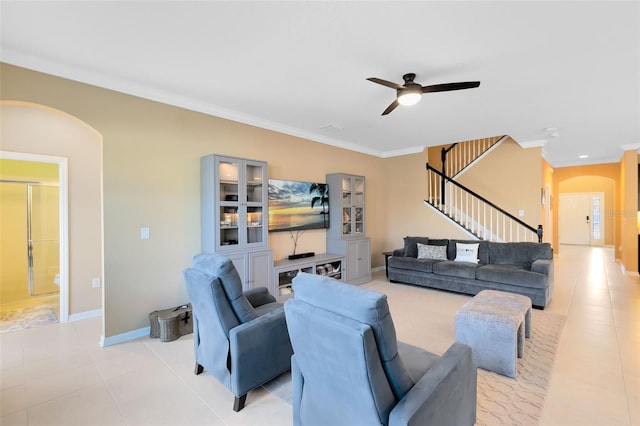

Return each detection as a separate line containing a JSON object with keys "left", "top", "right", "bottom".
{"left": 268, "top": 179, "right": 329, "bottom": 232}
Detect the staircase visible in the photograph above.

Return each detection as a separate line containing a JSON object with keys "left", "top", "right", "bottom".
{"left": 425, "top": 136, "right": 543, "bottom": 243}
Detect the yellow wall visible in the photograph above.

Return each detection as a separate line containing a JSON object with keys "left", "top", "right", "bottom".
{"left": 0, "top": 159, "right": 59, "bottom": 182}
{"left": 620, "top": 150, "right": 638, "bottom": 273}
{"left": 542, "top": 158, "right": 554, "bottom": 244}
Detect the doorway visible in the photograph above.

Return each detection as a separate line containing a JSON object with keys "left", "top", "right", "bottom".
{"left": 0, "top": 155, "right": 68, "bottom": 326}
{"left": 559, "top": 192, "right": 605, "bottom": 246}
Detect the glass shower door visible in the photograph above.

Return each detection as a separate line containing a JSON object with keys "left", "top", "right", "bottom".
{"left": 28, "top": 185, "right": 60, "bottom": 296}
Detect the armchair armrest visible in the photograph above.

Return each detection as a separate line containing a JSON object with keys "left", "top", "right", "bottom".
{"left": 393, "top": 248, "right": 405, "bottom": 257}
{"left": 389, "top": 342, "right": 477, "bottom": 426}
{"left": 531, "top": 258, "right": 552, "bottom": 276}
{"left": 244, "top": 286, "right": 276, "bottom": 307}
{"left": 229, "top": 308, "right": 293, "bottom": 396}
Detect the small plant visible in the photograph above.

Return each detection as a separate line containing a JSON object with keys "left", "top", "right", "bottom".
{"left": 290, "top": 230, "right": 305, "bottom": 255}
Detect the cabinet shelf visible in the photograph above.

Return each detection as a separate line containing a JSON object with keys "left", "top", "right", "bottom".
{"left": 273, "top": 253, "right": 345, "bottom": 300}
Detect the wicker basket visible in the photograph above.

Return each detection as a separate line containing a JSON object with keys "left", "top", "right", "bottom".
{"left": 149, "top": 303, "right": 193, "bottom": 342}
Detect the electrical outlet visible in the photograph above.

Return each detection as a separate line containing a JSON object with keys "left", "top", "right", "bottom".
{"left": 92, "top": 277, "right": 100, "bottom": 288}
{"left": 141, "top": 227, "right": 150, "bottom": 240}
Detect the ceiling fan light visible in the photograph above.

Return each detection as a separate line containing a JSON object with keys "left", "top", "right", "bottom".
{"left": 397, "top": 91, "right": 421, "bottom": 106}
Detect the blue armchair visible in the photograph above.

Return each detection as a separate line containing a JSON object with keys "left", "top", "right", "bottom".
{"left": 284, "top": 273, "right": 477, "bottom": 426}
{"left": 184, "top": 253, "right": 293, "bottom": 411}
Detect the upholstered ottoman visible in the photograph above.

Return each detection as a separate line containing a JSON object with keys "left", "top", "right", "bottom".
{"left": 455, "top": 300, "right": 524, "bottom": 378}
{"left": 473, "top": 290, "right": 532, "bottom": 338}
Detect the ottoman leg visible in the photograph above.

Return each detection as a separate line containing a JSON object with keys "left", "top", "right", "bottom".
{"left": 517, "top": 321, "right": 524, "bottom": 358}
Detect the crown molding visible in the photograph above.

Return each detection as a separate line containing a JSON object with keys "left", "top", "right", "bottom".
{"left": 516, "top": 139, "right": 548, "bottom": 149}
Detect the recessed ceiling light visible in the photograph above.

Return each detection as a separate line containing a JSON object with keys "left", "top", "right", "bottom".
{"left": 544, "top": 127, "right": 560, "bottom": 138}
{"left": 578, "top": 154, "right": 589, "bottom": 159}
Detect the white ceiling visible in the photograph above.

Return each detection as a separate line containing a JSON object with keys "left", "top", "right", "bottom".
{"left": 1, "top": 1, "right": 638, "bottom": 167}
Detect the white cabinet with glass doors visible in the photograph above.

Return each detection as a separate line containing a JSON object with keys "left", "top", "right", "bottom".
{"left": 326, "top": 173, "right": 371, "bottom": 284}
{"left": 201, "top": 154, "right": 273, "bottom": 292}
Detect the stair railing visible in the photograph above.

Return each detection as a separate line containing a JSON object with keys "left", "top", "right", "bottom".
{"left": 425, "top": 163, "right": 543, "bottom": 243}
{"left": 440, "top": 136, "right": 505, "bottom": 204}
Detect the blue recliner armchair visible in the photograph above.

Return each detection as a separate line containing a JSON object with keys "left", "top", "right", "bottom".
{"left": 184, "top": 253, "right": 293, "bottom": 411}
{"left": 285, "top": 273, "right": 477, "bottom": 426}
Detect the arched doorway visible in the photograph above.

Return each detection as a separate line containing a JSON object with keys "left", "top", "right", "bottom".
{"left": 0, "top": 101, "right": 103, "bottom": 327}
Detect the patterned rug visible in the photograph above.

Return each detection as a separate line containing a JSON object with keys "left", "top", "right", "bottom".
{"left": 0, "top": 305, "right": 58, "bottom": 333}
{"left": 263, "top": 309, "right": 565, "bottom": 425}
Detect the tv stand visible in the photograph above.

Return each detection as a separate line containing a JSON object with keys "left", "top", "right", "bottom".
{"left": 273, "top": 253, "right": 345, "bottom": 300}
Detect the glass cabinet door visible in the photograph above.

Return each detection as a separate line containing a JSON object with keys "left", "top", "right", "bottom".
{"left": 341, "top": 175, "right": 365, "bottom": 236}
{"left": 215, "top": 157, "right": 267, "bottom": 250}
{"left": 342, "top": 177, "right": 353, "bottom": 235}
{"left": 244, "top": 161, "right": 265, "bottom": 245}
{"left": 353, "top": 176, "right": 365, "bottom": 235}
{"left": 218, "top": 159, "right": 240, "bottom": 248}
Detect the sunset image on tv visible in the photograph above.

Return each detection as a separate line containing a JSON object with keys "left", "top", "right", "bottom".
{"left": 268, "top": 179, "right": 329, "bottom": 232}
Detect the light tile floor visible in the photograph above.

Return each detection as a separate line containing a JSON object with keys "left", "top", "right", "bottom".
{"left": 1, "top": 245, "right": 638, "bottom": 425}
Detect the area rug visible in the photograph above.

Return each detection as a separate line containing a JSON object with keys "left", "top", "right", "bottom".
{"left": 0, "top": 305, "right": 58, "bottom": 333}
{"left": 263, "top": 309, "right": 565, "bottom": 426}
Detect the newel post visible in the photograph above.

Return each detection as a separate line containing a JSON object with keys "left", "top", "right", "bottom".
{"left": 537, "top": 225, "right": 543, "bottom": 243}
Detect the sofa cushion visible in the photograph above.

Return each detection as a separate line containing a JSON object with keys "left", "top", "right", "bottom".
{"left": 428, "top": 238, "right": 450, "bottom": 247}
{"left": 432, "top": 260, "right": 478, "bottom": 279}
{"left": 447, "top": 240, "right": 489, "bottom": 263}
{"left": 403, "top": 236, "right": 430, "bottom": 258}
{"left": 417, "top": 243, "right": 448, "bottom": 260}
{"left": 388, "top": 256, "right": 439, "bottom": 273}
{"left": 292, "top": 272, "right": 415, "bottom": 400}
{"left": 488, "top": 242, "right": 553, "bottom": 267}
{"left": 476, "top": 264, "right": 548, "bottom": 289}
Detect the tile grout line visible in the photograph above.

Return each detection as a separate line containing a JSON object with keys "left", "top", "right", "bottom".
{"left": 605, "top": 251, "right": 634, "bottom": 426}
{"left": 142, "top": 339, "right": 227, "bottom": 425}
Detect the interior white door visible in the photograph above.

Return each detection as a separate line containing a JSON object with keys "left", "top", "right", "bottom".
{"left": 559, "top": 192, "right": 605, "bottom": 246}
{"left": 559, "top": 193, "right": 590, "bottom": 245}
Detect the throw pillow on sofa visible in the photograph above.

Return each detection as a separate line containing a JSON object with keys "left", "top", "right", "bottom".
{"left": 455, "top": 243, "right": 480, "bottom": 263}
{"left": 417, "top": 243, "right": 448, "bottom": 260}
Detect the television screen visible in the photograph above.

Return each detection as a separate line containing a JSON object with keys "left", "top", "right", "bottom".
{"left": 268, "top": 179, "right": 329, "bottom": 232}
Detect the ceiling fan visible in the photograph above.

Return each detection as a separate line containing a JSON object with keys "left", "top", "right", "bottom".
{"left": 367, "top": 73, "right": 480, "bottom": 115}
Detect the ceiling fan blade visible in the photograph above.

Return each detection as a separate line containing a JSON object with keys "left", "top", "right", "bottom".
{"left": 367, "top": 77, "right": 404, "bottom": 90}
{"left": 422, "top": 81, "right": 480, "bottom": 93}
{"left": 382, "top": 99, "right": 400, "bottom": 115}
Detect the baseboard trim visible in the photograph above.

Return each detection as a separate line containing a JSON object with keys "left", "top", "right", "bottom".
{"left": 68, "top": 308, "right": 102, "bottom": 322}
{"left": 100, "top": 326, "right": 150, "bottom": 347}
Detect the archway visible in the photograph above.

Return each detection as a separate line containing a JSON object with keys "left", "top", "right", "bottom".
{"left": 0, "top": 101, "right": 103, "bottom": 326}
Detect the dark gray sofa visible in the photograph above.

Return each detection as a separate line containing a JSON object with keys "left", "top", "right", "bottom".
{"left": 388, "top": 237, "right": 554, "bottom": 308}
